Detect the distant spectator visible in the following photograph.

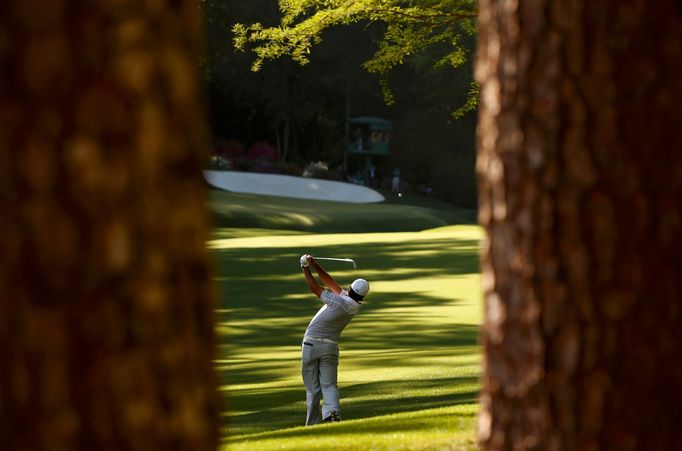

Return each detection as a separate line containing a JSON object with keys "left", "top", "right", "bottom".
{"left": 391, "top": 168, "right": 400, "bottom": 193}
{"left": 354, "top": 128, "right": 363, "bottom": 150}
{"left": 369, "top": 165, "right": 378, "bottom": 187}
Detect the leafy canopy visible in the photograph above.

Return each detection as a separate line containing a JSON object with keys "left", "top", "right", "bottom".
{"left": 233, "top": 0, "right": 478, "bottom": 117}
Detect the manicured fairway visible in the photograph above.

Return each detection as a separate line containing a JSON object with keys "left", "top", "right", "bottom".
{"left": 208, "top": 189, "right": 477, "bottom": 232}
{"left": 210, "top": 224, "right": 483, "bottom": 450}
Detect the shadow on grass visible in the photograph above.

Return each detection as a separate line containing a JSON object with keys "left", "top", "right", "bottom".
{"left": 207, "top": 189, "right": 477, "bottom": 233}
{"left": 213, "top": 229, "right": 482, "bottom": 440}
{"left": 213, "top": 237, "right": 480, "bottom": 283}
{"left": 340, "top": 377, "right": 479, "bottom": 419}
{"left": 212, "top": 234, "right": 480, "bottom": 348}
{"left": 217, "top": 301, "right": 479, "bottom": 349}
{"left": 223, "top": 376, "right": 479, "bottom": 441}
{"left": 217, "top": 323, "right": 479, "bottom": 388}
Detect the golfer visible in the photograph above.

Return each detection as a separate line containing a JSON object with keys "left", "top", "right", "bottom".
{"left": 299, "top": 254, "right": 369, "bottom": 425}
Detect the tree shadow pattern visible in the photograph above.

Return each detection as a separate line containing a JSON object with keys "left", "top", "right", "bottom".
{"left": 214, "top": 234, "right": 482, "bottom": 438}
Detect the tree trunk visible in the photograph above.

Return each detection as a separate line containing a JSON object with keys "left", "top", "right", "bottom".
{"left": 0, "top": 1, "right": 218, "bottom": 450}
{"left": 476, "top": 1, "right": 681, "bottom": 450}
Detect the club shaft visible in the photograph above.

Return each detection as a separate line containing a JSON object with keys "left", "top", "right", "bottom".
{"left": 315, "top": 257, "right": 354, "bottom": 263}
{"left": 314, "top": 257, "right": 357, "bottom": 268}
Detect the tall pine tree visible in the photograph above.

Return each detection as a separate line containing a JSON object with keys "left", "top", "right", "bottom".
{"left": 0, "top": 1, "right": 218, "bottom": 449}
{"left": 477, "top": 0, "right": 682, "bottom": 449}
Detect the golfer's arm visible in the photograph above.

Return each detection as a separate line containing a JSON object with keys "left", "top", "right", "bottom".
{"left": 303, "top": 267, "right": 323, "bottom": 297}
{"left": 311, "top": 263, "right": 342, "bottom": 295}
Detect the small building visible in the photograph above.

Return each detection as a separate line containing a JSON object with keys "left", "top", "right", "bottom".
{"left": 346, "top": 116, "right": 392, "bottom": 186}
{"left": 347, "top": 116, "right": 392, "bottom": 155}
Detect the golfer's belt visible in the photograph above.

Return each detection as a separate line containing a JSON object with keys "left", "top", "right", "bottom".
{"left": 304, "top": 335, "right": 338, "bottom": 344}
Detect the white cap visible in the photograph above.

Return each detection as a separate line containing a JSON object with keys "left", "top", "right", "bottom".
{"left": 350, "top": 279, "right": 370, "bottom": 297}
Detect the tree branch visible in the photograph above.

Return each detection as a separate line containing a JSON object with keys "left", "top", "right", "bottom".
{"left": 369, "top": 7, "right": 477, "bottom": 24}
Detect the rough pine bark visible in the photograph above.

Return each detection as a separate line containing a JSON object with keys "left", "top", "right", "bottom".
{"left": 0, "top": 1, "right": 218, "bottom": 450}
{"left": 476, "top": 0, "right": 681, "bottom": 450}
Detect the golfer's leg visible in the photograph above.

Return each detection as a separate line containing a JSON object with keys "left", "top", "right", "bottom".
{"left": 302, "top": 348, "right": 322, "bottom": 425}
{"left": 318, "top": 346, "right": 340, "bottom": 419}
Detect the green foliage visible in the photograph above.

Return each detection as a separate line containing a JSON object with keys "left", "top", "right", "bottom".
{"left": 202, "top": 0, "right": 480, "bottom": 208}
{"left": 451, "top": 81, "right": 479, "bottom": 119}
{"left": 233, "top": 0, "right": 478, "bottom": 107}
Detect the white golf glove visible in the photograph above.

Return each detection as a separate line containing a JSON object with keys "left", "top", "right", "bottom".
{"left": 300, "top": 254, "right": 311, "bottom": 268}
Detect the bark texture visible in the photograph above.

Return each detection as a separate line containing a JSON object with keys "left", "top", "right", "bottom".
{"left": 0, "top": 1, "right": 218, "bottom": 450}
{"left": 476, "top": 0, "right": 681, "bottom": 449}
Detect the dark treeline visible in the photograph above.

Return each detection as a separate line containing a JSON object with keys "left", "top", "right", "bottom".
{"left": 201, "top": 0, "right": 477, "bottom": 208}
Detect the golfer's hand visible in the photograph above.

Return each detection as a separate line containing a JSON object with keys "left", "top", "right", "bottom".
{"left": 307, "top": 255, "right": 319, "bottom": 267}
{"left": 300, "top": 254, "right": 311, "bottom": 268}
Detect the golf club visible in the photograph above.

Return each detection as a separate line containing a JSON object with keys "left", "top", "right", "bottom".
{"left": 312, "top": 257, "right": 358, "bottom": 269}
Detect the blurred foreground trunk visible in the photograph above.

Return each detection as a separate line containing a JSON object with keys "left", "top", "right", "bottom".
{"left": 476, "top": 0, "right": 681, "bottom": 449}
{"left": 0, "top": 1, "right": 218, "bottom": 450}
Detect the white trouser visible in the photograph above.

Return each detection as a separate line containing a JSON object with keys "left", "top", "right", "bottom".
{"left": 301, "top": 339, "right": 340, "bottom": 425}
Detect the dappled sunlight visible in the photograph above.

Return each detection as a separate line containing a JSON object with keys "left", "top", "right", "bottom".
{"left": 353, "top": 267, "right": 448, "bottom": 278}
{"left": 207, "top": 225, "right": 479, "bottom": 250}
{"left": 214, "top": 272, "right": 303, "bottom": 283}
{"left": 221, "top": 404, "right": 478, "bottom": 450}
{"left": 279, "top": 212, "right": 317, "bottom": 225}
{"left": 421, "top": 225, "right": 482, "bottom": 237}
{"left": 341, "top": 377, "right": 479, "bottom": 405}
{"left": 219, "top": 343, "right": 481, "bottom": 440}
{"left": 369, "top": 273, "right": 478, "bottom": 297}
{"left": 280, "top": 293, "right": 310, "bottom": 301}
{"left": 208, "top": 190, "right": 476, "bottom": 234}
{"left": 214, "top": 224, "right": 483, "bottom": 448}
{"left": 210, "top": 228, "right": 308, "bottom": 240}
{"left": 385, "top": 248, "right": 460, "bottom": 258}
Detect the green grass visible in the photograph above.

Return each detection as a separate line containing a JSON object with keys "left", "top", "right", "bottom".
{"left": 208, "top": 189, "right": 477, "bottom": 233}
{"left": 209, "top": 191, "right": 482, "bottom": 450}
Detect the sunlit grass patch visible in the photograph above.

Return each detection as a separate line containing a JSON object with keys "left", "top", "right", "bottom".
{"left": 210, "top": 227, "right": 309, "bottom": 240}
{"left": 223, "top": 404, "right": 479, "bottom": 451}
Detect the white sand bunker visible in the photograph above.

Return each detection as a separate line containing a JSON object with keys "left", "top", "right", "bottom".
{"left": 204, "top": 170, "right": 385, "bottom": 203}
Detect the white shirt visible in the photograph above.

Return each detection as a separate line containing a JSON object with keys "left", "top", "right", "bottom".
{"left": 304, "top": 289, "right": 362, "bottom": 341}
